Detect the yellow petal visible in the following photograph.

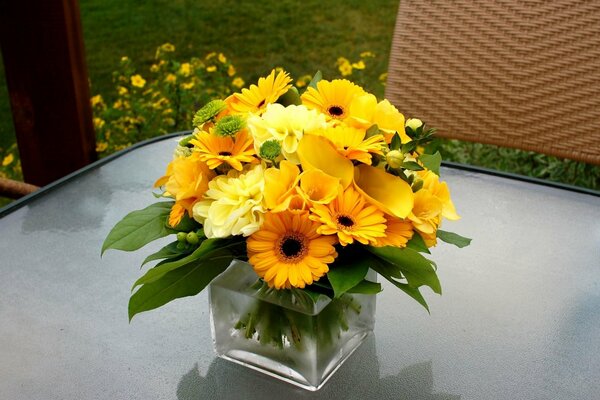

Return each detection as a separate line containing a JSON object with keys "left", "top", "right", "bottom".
{"left": 299, "top": 169, "right": 340, "bottom": 204}
{"left": 354, "top": 164, "right": 414, "bottom": 218}
{"left": 297, "top": 134, "right": 354, "bottom": 188}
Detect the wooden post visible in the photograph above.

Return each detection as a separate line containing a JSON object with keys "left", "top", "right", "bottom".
{"left": 0, "top": 0, "right": 97, "bottom": 186}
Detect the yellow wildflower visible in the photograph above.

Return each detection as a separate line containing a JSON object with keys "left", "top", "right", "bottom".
{"left": 295, "top": 75, "right": 312, "bottom": 88}
{"left": 218, "top": 53, "right": 227, "bottom": 63}
{"left": 150, "top": 64, "right": 160, "bottom": 73}
{"left": 96, "top": 142, "right": 108, "bottom": 152}
{"left": 227, "top": 64, "right": 236, "bottom": 77}
{"left": 181, "top": 81, "right": 195, "bottom": 90}
{"left": 351, "top": 60, "right": 366, "bottom": 70}
{"left": 161, "top": 43, "right": 175, "bottom": 52}
{"left": 117, "top": 86, "right": 128, "bottom": 96}
{"left": 2, "top": 154, "right": 14, "bottom": 166}
{"left": 360, "top": 51, "right": 375, "bottom": 58}
{"left": 93, "top": 117, "right": 105, "bottom": 129}
{"left": 179, "top": 63, "right": 192, "bottom": 76}
{"left": 113, "top": 99, "right": 123, "bottom": 109}
{"left": 232, "top": 77, "right": 245, "bottom": 88}
{"left": 90, "top": 95, "right": 104, "bottom": 107}
{"left": 165, "top": 73, "right": 177, "bottom": 83}
{"left": 206, "top": 65, "right": 217, "bottom": 73}
{"left": 131, "top": 74, "right": 146, "bottom": 88}
{"left": 338, "top": 62, "right": 353, "bottom": 76}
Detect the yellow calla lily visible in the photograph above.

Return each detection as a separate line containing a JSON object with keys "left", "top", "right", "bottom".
{"left": 354, "top": 164, "right": 414, "bottom": 218}
{"left": 263, "top": 160, "right": 300, "bottom": 212}
{"left": 299, "top": 169, "right": 341, "bottom": 204}
{"left": 297, "top": 134, "right": 354, "bottom": 188}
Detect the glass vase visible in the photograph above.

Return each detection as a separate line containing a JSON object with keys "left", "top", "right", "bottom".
{"left": 209, "top": 261, "right": 376, "bottom": 391}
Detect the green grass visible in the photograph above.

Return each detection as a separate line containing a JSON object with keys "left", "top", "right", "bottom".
{"left": 1, "top": 0, "right": 599, "bottom": 194}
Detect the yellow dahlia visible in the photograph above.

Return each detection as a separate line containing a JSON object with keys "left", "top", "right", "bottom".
{"left": 225, "top": 69, "right": 292, "bottom": 115}
{"left": 317, "top": 125, "right": 386, "bottom": 165}
{"left": 310, "top": 186, "right": 387, "bottom": 246}
{"left": 419, "top": 170, "right": 460, "bottom": 221}
{"left": 408, "top": 189, "right": 443, "bottom": 247}
{"left": 193, "top": 165, "right": 265, "bottom": 238}
{"left": 153, "top": 153, "right": 216, "bottom": 227}
{"left": 247, "top": 103, "right": 327, "bottom": 164}
{"left": 190, "top": 129, "right": 257, "bottom": 171}
{"left": 301, "top": 79, "right": 366, "bottom": 121}
{"left": 247, "top": 211, "right": 338, "bottom": 289}
{"left": 347, "top": 93, "right": 410, "bottom": 143}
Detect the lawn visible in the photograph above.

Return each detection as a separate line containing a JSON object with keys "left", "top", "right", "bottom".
{"left": 1, "top": 0, "right": 598, "bottom": 193}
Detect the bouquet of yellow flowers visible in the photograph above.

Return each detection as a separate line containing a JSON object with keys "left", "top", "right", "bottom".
{"left": 102, "top": 69, "right": 470, "bottom": 389}
{"left": 103, "top": 68, "right": 469, "bottom": 318}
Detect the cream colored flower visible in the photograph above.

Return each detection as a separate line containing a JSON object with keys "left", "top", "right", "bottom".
{"left": 193, "top": 165, "right": 265, "bottom": 238}
{"left": 247, "top": 103, "right": 327, "bottom": 164}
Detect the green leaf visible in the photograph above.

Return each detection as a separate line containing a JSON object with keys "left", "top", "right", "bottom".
{"left": 169, "top": 212, "right": 200, "bottom": 232}
{"left": 133, "top": 238, "right": 237, "bottom": 288}
{"left": 365, "top": 124, "right": 380, "bottom": 139}
{"left": 367, "top": 246, "right": 441, "bottom": 294}
{"left": 102, "top": 202, "right": 175, "bottom": 256}
{"left": 308, "top": 70, "right": 322, "bottom": 90}
{"left": 437, "top": 230, "right": 472, "bottom": 248}
{"left": 346, "top": 279, "right": 382, "bottom": 294}
{"left": 401, "top": 141, "right": 417, "bottom": 154}
{"left": 406, "top": 233, "right": 430, "bottom": 254}
{"left": 390, "top": 132, "right": 401, "bottom": 150}
{"left": 128, "top": 255, "right": 232, "bottom": 321}
{"left": 327, "top": 254, "right": 370, "bottom": 298}
{"left": 141, "top": 241, "right": 189, "bottom": 266}
{"left": 419, "top": 151, "right": 442, "bottom": 175}
{"left": 401, "top": 161, "right": 424, "bottom": 171}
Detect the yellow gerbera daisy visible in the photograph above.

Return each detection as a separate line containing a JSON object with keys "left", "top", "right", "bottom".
{"left": 372, "top": 216, "right": 414, "bottom": 247}
{"left": 301, "top": 79, "right": 366, "bottom": 120}
{"left": 225, "top": 69, "right": 292, "bottom": 115}
{"left": 310, "top": 186, "right": 387, "bottom": 246}
{"left": 190, "top": 129, "right": 257, "bottom": 171}
{"left": 317, "top": 125, "right": 386, "bottom": 165}
{"left": 247, "top": 211, "right": 338, "bottom": 289}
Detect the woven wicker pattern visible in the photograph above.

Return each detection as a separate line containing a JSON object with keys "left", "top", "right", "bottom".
{"left": 386, "top": 0, "right": 600, "bottom": 164}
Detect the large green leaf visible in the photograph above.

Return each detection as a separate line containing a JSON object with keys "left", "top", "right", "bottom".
{"left": 327, "top": 253, "right": 370, "bottom": 298}
{"left": 308, "top": 70, "right": 323, "bottom": 90}
{"left": 102, "top": 202, "right": 175, "bottom": 255}
{"left": 141, "top": 241, "right": 189, "bottom": 266}
{"left": 419, "top": 151, "right": 442, "bottom": 175}
{"left": 133, "top": 238, "right": 237, "bottom": 288}
{"left": 437, "top": 230, "right": 472, "bottom": 248}
{"left": 368, "top": 246, "right": 441, "bottom": 294}
{"left": 346, "top": 279, "right": 382, "bottom": 295}
{"left": 128, "top": 255, "right": 232, "bottom": 321}
{"left": 169, "top": 212, "right": 200, "bottom": 232}
{"left": 406, "top": 233, "right": 430, "bottom": 254}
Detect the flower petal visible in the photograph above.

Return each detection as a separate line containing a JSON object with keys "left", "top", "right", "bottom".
{"left": 354, "top": 164, "right": 414, "bottom": 218}
{"left": 297, "top": 134, "right": 354, "bottom": 188}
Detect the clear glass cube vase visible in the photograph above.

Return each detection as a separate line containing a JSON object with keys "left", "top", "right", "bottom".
{"left": 209, "top": 261, "right": 376, "bottom": 391}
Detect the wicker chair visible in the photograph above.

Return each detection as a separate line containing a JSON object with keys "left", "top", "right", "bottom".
{"left": 385, "top": 0, "right": 600, "bottom": 165}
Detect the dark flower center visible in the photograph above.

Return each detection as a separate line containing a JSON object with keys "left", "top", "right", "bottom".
{"left": 218, "top": 151, "right": 232, "bottom": 156}
{"left": 337, "top": 215, "right": 355, "bottom": 228}
{"left": 328, "top": 105, "right": 344, "bottom": 117}
{"left": 257, "top": 99, "right": 266, "bottom": 108}
{"left": 281, "top": 237, "right": 303, "bottom": 257}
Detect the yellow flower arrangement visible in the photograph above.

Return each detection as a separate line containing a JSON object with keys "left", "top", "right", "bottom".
{"left": 103, "top": 69, "right": 471, "bottom": 322}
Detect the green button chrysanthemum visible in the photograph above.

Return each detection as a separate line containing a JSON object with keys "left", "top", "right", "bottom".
{"left": 215, "top": 115, "right": 246, "bottom": 137}
{"left": 192, "top": 100, "right": 227, "bottom": 127}
{"left": 259, "top": 140, "right": 281, "bottom": 161}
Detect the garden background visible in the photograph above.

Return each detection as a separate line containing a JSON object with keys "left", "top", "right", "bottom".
{"left": 0, "top": 0, "right": 598, "bottom": 205}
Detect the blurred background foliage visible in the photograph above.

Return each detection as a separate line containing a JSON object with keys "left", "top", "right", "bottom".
{"left": 0, "top": 0, "right": 598, "bottom": 207}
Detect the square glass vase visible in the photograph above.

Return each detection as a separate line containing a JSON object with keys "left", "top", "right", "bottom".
{"left": 209, "top": 261, "right": 376, "bottom": 391}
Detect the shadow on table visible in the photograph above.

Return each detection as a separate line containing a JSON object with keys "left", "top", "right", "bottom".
{"left": 176, "top": 336, "right": 460, "bottom": 400}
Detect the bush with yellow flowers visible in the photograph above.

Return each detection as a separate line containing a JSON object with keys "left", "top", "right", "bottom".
{"left": 91, "top": 43, "right": 245, "bottom": 156}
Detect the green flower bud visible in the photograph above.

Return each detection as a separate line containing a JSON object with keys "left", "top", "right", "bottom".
{"left": 178, "top": 135, "right": 194, "bottom": 148}
{"left": 176, "top": 232, "right": 187, "bottom": 242}
{"left": 215, "top": 115, "right": 246, "bottom": 136}
{"left": 193, "top": 100, "right": 227, "bottom": 127}
{"left": 386, "top": 150, "right": 403, "bottom": 169}
{"left": 259, "top": 140, "right": 282, "bottom": 161}
{"left": 405, "top": 118, "right": 423, "bottom": 131}
{"left": 412, "top": 179, "right": 424, "bottom": 192}
{"left": 186, "top": 232, "right": 199, "bottom": 245}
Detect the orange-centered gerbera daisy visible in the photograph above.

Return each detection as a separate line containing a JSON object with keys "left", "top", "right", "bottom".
{"left": 225, "top": 69, "right": 292, "bottom": 115}
{"left": 190, "top": 129, "right": 257, "bottom": 171}
{"left": 301, "top": 79, "right": 365, "bottom": 120}
{"left": 310, "top": 186, "right": 387, "bottom": 246}
{"left": 247, "top": 211, "right": 338, "bottom": 289}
